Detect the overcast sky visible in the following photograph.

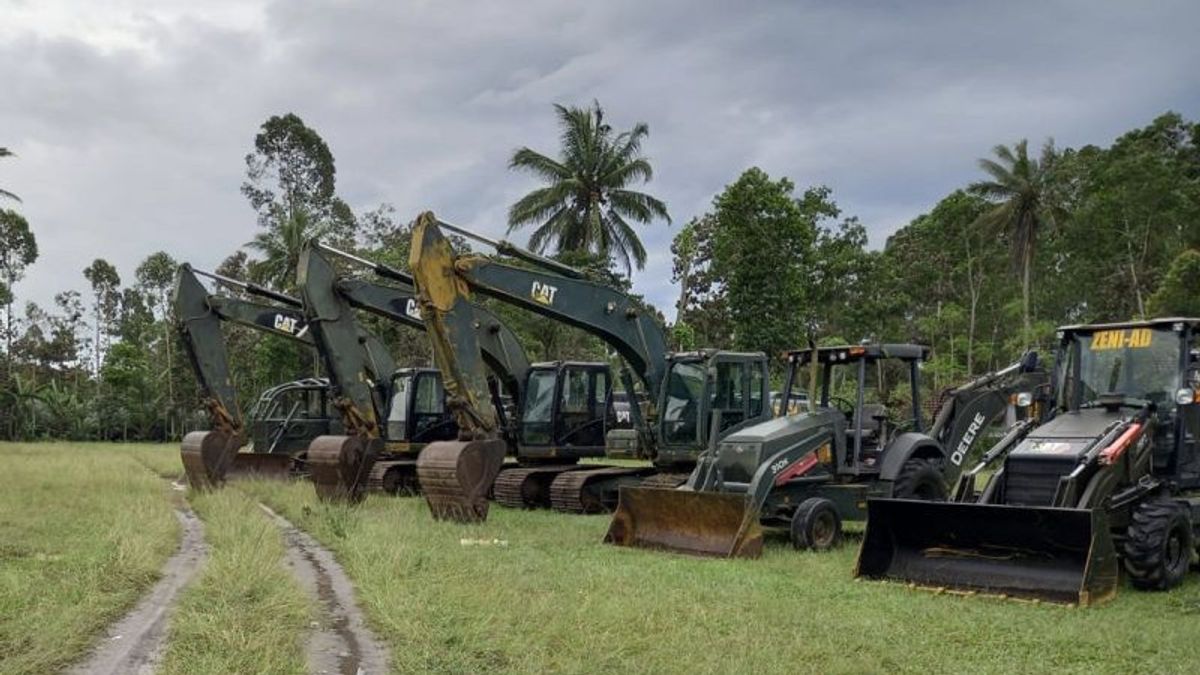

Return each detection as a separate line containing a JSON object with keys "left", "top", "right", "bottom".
{"left": 2, "top": 0, "right": 1198, "bottom": 322}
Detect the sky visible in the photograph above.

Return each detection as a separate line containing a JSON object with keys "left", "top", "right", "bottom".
{"left": 2, "top": 0, "right": 1198, "bottom": 321}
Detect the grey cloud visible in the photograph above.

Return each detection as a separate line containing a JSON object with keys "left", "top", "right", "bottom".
{"left": 1, "top": 0, "right": 1197, "bottom": 324}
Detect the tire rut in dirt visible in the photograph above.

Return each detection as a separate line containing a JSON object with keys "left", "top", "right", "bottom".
{"left": 258, "top": 503, "right": 389, "bottom": 675}
{"left": 68, "top": 506, "right": 208, "bottom": 675}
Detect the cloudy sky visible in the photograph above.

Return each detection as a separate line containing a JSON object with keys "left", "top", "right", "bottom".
{"left": 2, "top": 0, "right": 1198, "bottom": 320}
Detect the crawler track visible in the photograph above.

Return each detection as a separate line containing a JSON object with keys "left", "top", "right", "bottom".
{"left": 493, "top": 465, "right": 584, "bottom": 508}
{"left": 549, "top": 467, "right": 660, "bottom": 514}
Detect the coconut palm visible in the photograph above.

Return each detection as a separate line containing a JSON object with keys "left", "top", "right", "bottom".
{"left": 246, "top": 207, "right": 333, "bottom": 291}
{"left": 1, "top": 148, "right": 20, "bottom": 203}
{"left": 969, "top": 139, "right": 1063, "bottom": 341}
{"left": 507, "top": 102, "right": 670, "bottom": 277}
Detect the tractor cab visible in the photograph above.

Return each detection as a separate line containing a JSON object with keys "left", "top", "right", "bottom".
{"left": 518, "top": 361, "right": 612, "bottom": 460}
{"left": 779, "top": 344, "right": 929, "bottom": 475}
{"left": 385, "top": 368, "right": 458, "bottom": 444}
{"left": 656, "top": 350, "right": 771, "bottom": 468}
{"left": 246, "top": 378, "right": 342, "bottom": 455}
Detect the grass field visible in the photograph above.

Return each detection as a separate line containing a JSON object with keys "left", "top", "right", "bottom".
{"left": 3, "top": 442, "right": 1200, "bottom": 674}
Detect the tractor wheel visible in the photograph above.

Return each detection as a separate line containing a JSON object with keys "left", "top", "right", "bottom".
{"left": 1123, "top": 498, "right": 1193, "bottom": 591}
{"left": 790, "top": 498, "right": 842, "bottom": 551}
{"left": 892, "top": 458, "right": 947, "bottom": 500}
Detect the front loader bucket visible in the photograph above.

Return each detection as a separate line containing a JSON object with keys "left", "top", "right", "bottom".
{"left": 308, "top": 435, "right": 379, "bottom": 503}
{"left": 604, "top": 487, "right": 764, "bottom": 559}
{"left": 227, "top": 453, "right": 293, "bottom": 480}
{"left": 417, "top": 439, "right": 507, "bottom": 523}
{"left": 856, "top": 499, "right": 1118, "bottom": 605}
{"left": 180, "top": 430, "right": 241, "bottom": 489}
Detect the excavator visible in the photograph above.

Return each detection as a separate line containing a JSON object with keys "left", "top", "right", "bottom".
{"left": 857, "top": 318, "right": 1200, "bottom": 605}
{"left": 175, "top": 263, "right": 352, "bottom": 487}
{"left": 308, "top": 242, "right": 625, "bottom": 509}
{"left": 604, "top": 343, "right": 1045, "bottom": 558}
{"left": 405, "top": 211, "right": 772, "bottom": 521}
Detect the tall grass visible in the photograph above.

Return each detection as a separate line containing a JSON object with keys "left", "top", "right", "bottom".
{"left": 159, "top": 485, "right": 311, "bottom": 675}
{"left": 0, "top": 443, "right": 178, "bottom": 675}
{"left": 243, "top": 479, "right": 1200, "bottom": 674}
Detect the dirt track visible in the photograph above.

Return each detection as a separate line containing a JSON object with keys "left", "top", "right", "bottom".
{"left": 68, "top": 506, "right": 208, "bottom": 675}
{"left": 259, "top": 503, "right": 390, "bottom": 675}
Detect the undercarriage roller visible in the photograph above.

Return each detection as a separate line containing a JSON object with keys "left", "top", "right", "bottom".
{"left": 855, "top": 499, "right": 1118, "bottom": 605}
{"left": 308, "top": 435, "right": 380, "bottom": 503}
{"left": 416, "top": 439, "right": 507, "bottom": 522}
{"left": 180, "top": 430, "right": 242, "bottom": 490}
{"left": 604, "top": 487, "right": 765, "bottom": 558}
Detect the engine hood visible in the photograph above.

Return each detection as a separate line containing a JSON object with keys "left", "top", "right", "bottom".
{"left": 1009, "top": 408, "right": 1131, "bottom": 460}
{"left": 720, "top": 408, "right": 843, "bottom": 445}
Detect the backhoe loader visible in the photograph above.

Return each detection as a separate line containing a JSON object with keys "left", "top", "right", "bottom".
{"left": 857, "top": 318, "right": 1200, "bottom": 605}
{"left": 405, "top": 212, "right": 771, "bottom": 521}
{"left": 604, "top": 344, "right": 1045, "bottom": 558}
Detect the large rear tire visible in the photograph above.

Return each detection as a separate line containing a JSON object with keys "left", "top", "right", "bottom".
{"left": 1123, "top": 498, "right": 1193, "bottom": 591}
{"left": 790, "top": 498, "right": 842, "bottom": 551}
{"left": 892, "top": 457, "right": 947, "bottom": 500}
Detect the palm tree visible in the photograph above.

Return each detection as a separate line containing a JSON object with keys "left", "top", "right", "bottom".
{"left": 507, "top": 102, "right": 670, "bottom": 276}
{"left": 246, "top": 207, "right": 332, "bottom": 291}
{"left": 969, "top": 139, "right": 1062, "bottom": 341}
{"left": 1, "top": 148, "right": 20, "bottom": 203}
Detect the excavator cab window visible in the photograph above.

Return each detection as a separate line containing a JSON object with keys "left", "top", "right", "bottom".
{"left": 556, "top": 365, "right": 609, "bottom": 448}
{"left": 520, "top": 369, "right": 558, "bottom": 445}
{"left": 711, "top": 361, "right": 747, "bottom": 432}
{"left": 387, "top": 374, "right": 412, "bottom": 440}
{"left": 411, "top": 371, "right": 455, "bottom": 442}
{"left": 663, "top": 360, "right": 706, "bottom": 444}
{"left": 1060, "top": 327, "right": 1182, "bottom": 412}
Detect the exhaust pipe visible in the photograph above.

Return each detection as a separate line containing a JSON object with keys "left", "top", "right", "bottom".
{"left": 855, "top": 499, "right": 1118, "bottom": 605}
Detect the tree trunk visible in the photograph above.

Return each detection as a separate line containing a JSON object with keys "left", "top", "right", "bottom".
{"left": 1022, "top": 245, "right": 1032, "bottom": 345}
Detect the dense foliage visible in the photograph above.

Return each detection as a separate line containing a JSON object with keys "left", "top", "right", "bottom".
{"left": 1, "top": 111, "right": 1197, "bottom": 441}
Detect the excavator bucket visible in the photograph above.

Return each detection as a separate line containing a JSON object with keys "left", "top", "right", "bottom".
{"left": 308, "top": 435, "right": 379, "bottom": 503}
{"left": 604, "top": 487, "right": 764, "bottom": 558}
{"left": 227, "top": 453, "right": 293, "bottom": 480}
{"left": 855, "top": 499, "right": 1119, "bottom": 606}
{"left": 180, "top": 430, "right": 241, "bottom": 489}
{"left": 417, "top": 439, "right": 507, "bottom": 523}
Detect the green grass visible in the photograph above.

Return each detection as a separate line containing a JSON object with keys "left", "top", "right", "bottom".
{"left": 159, "top": 484, "right": 311, "bottom": 675}
{"left": 0, "top": 443, "right": 178, "bottom": 675}
{"left": 240, "top": 477, "right": 1200, "bottom": 674}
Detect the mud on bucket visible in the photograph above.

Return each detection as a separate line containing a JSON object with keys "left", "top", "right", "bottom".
{"left": 604, "top": 487, "right": 764, "bottom": 559}
{"left": 417, "top": 439, "right": 507, "bottom": 523}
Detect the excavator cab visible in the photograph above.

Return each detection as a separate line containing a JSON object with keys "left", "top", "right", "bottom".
{"left": 519, "top": 362, "right": 612, "bottom": 458}
{"left": 246, "top": 378, "right": 341, "bottom": 457}
{"left": 385, "top": 368, "right": 458, "bottom": 445}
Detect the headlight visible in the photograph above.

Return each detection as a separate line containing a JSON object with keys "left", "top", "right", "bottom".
{"left": 1015, "top": 392, "right": 1033, "bottom": 408}
{"left": 1175, "top": 387, "right": 1195, "bottom": 405}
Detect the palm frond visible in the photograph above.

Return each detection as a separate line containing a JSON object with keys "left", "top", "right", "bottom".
{"left": 508, "top": 147, "right": 571, "bottom": 182}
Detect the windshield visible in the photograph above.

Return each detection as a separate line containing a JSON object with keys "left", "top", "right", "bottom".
{"left": 521, "top": 369, "right": 557, "bottom": 445}
{"left": 387, "top": 375, "right": 412, "bottom": 440}
{"left": 1061, "top": 327, "right": 1181, "bottom": 409}
{"left": 663, "top": 361, "right": 704, "bottom": 444}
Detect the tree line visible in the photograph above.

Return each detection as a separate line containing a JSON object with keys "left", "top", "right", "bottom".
{"left": 1, "top": 109, "right": 1197, "bottom": 442}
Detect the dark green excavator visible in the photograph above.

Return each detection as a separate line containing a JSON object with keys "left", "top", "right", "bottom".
{"left": 406, "top": 212, "right": 772, "bottom": 521}
{"left": 175, "top": 263, "right": 361, "bottom": 487}
{"left": 857, "top": 318, "right": 1200, "bottom": 605}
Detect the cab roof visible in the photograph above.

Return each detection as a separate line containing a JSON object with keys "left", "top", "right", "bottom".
{"left": 785, "top": 343, "right": 930, "bottom": 364}
{"left": 1058, "top": 317, "right": 1200, "bottom": 333}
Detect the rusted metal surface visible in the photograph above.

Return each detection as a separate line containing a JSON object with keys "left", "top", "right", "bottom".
{"left": 604, "top": 487, "right": 765, "bottom": 559}
{"left": 308, "top": 435, "right": 379, "bottom": 503}
{"left": 180, "top": 430, "right": 241, "bottom": 490}
{"left": 365, "top": 459, "right": 419, "bottom": 496}
{"left": 416, "top": 439, "right": 506, "bottom": 522}
{"left": 493, "top": 465, "right": 584, "bottom": 509}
